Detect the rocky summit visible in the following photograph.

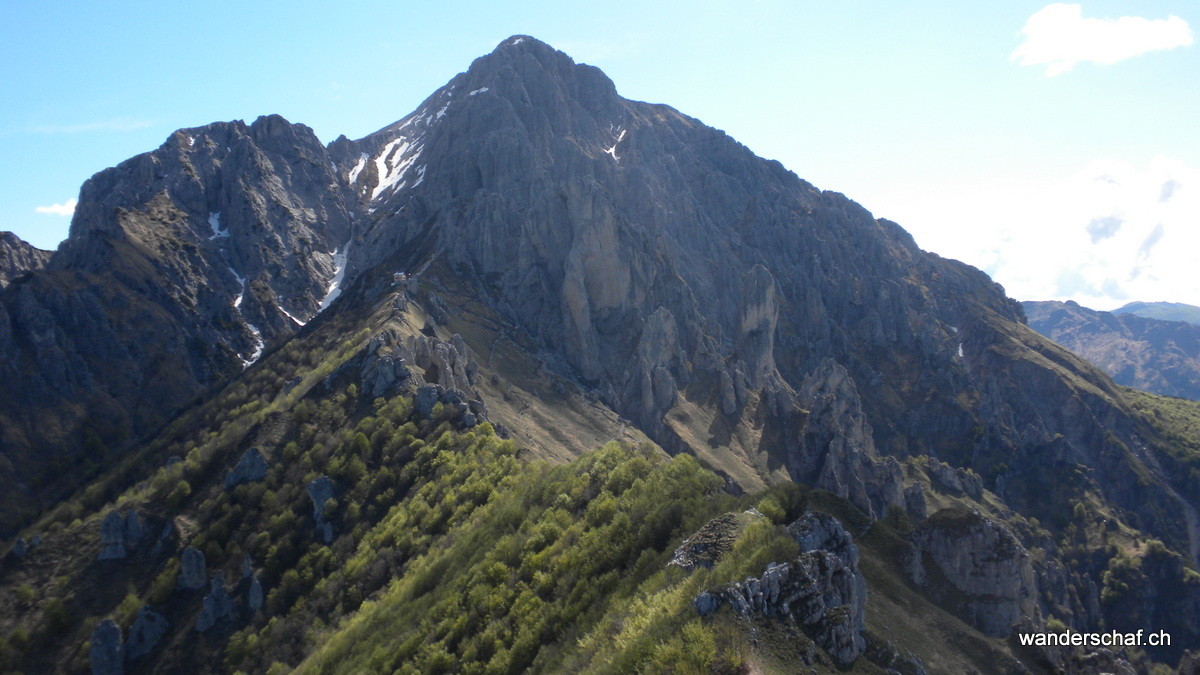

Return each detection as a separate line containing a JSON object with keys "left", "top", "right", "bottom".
{"left": 1, "top": 36, "right": 1199, "bottom": 673}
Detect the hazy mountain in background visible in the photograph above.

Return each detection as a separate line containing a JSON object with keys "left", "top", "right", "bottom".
{"left": 1025, "top": 299, "right": 1200, "bottom": 401}
{"left": 1115, "top": 300, "right": 1200, "bottom": 326}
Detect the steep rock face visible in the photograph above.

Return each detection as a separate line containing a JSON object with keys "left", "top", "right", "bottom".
{"left": 906, "top": 507, "right": 1039, "bottom": 638}
{"left": 318, "top": 37, "right": 1190, "bottom": 564}
{"left": 0, "top": 115, "right": 359, "bottom": 535}
{"left": 793, "top": 359, "right": 905, "bottom": 519}
{"left": 0, "top": 232, "right": 51, "bottom": 287}
{"left": 1025, "top": 299, "right": 1200, "bottom": 400}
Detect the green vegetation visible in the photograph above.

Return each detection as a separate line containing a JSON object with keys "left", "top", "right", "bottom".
{"left": 1124, "top": 387, "right": 1200, "bottom": 500}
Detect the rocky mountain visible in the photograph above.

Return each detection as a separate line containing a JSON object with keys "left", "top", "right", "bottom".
{"left": 0, "top": 116, "right": 358, "bottom": 532}
{"left": 0, "top": 232, "right": 51, "bottom": 288}
{"left": 1116, "top": 300, "right": 1200, "bottom": 326}
{"left": 2, "top": 36, "right": 1200, "bottom": 673}
{"left": 1025, "top": 299, "right": 1200, "bottom": 400}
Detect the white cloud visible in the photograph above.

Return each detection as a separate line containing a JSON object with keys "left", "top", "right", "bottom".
{"left": 984, "top": 156, "right": 1200, "bottom": 309}
{"left": 34, "top": 198, "right": 77, "bottom": 216}
{"left": 1011, "top": 4, "right": 1193, "bottom": 76}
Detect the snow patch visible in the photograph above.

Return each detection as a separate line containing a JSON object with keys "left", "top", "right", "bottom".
{"left": 278, "top": 304, "right": 307, "bottom": 327}
{"left": 228, "top": 266, "right": 246, "bottom": 308}
{"left": 511, "top": 37, "right": 525, "bottom": 45}
{"left": 371, "top": 138, "right": 423, "bottom": 200}
{"left": 469, "top": 87, "right": 489, "bottom": 96}
{"left": 605, "top": 128, "right": 627, "bottom": 161}
{"left": 187, "top": 136, "right": 196, "bottom": 147}
{"left": 435, "top": 103, "right": 449, "bottom": 120}
{"left": 208, "top": 212, "right": 228, "bottom": 239}
{"left": 347, "top": 153, "right": 368, "bottom": 185}
{"left": 242, "top": 322, "right": 264, "bottom": 367}
{"left": 319, "top": 244, "right": 350, "bottom": 312}
{"left": 957, "top": 343, "right": 965, "bottom": 359}
{"left": 226, "top": 266, "right": 264, "bottom": 367}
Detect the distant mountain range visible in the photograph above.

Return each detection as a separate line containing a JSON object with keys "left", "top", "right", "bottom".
{"left": 1024, "top": 300, "right": 1200, "bottom": 400}
{"left": 1115, "top": 300, "right": 1200, "bottom": 326}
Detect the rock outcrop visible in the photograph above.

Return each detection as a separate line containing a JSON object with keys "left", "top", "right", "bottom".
{"left": 125, "top": 607, "right": 168, "bottom": 662}
{"left": 224, "top": 447, "right": 268, "bottom": 489}
{"left": 97, "top": 511, "right": 145, "bottom": 561}
{"left": 177, "top": 547, "right": 207, "bottom": 590}
{"left": 0, "top": 231, "right": 51, "bottom": 288}
{"left": 89, "top": 619, "right": 124, "bottom": 675}
{"left": 668, "top": 512, "right": 756, "bottom": 571}
{"left": 307, "top": 475, "right": 335, "bottom": 543}
{"left": 792, "top": 360, "right": 905, "bottom": 519}
{"left": 196, "top": 573, "right": 235, "bottom": 631}
{"left": 247, "top": 574, "right": 264, "bottom": 612}
{"left": 694, "top": 513, "right": 867, "bottom": 666}
{"left": 906, "top": 507, "right": 1038, "bottom": 637}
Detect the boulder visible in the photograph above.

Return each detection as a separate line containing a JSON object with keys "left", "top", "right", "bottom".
{"left": 10, "top": 537, "right": 27, "bottom": 559}
{"left": 89, "top": 619, "right": 124, "bottom": 675}
{"left": 177, "top": 547, "right": 207, "bottom": 590}
{"left": 196, "top": 573, "right": 235, "bottom": 631}
{"left": 98, "top": 511, "right": 145, "bottom": 561}
{"left": 224, "top": 447, "right": 268, "bottom": 489}
{"left": 125, "top": 606, "right": 168, "bottom": 662}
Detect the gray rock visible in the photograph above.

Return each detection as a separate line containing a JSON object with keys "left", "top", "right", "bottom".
{"left": 904, "top": 484, "right": 927, "bottom": 521}
{"left": 248, "top": 574, "right": 264, "bottom": 612}
{"left": 98, "top": 512, "right": 127, "bottom": 560}
{"left": 124, "top": 512, "right": 143, "bottom": 549}
{"left": 694, "top": 591, "right": 720, "bottom": 617}
{"left": 307, "top": 475, "right": 335, "bottom": 523}
{"left": 177, "top": 547, "right": 207, "bottom": 590}
{"left": 224, "top": 447, "right": 268, "bottom": 489}
{"left": 0, "top": 231, "right": 51, "bottom": 288}
{"left": 415, "top": 384, "right": 443, "bottom": 418}
{"left": 696, "top": 550, "right": 867, "bottom": 666}
{"left": 10, "top": 537, "right": 27, "bottom": 559}
{"left": 792, "top": 360, "right": 905, "bottom": 520}
{"left": 125, "top": 606, "right": 168, "bottom": 661}
{"left": 196, "top": 573, "right": 235, "bottom": 631}
{"left": 98, "top": 511, "right": 145, "bottom": 561}
{"left": 241, "top": 553, "right": 254, "bottom": 579}
{"left": 906, "top": 508, "right": 1038, "bottom": 638}
{"left": 89, "top": 619, "right": 124, "bottom": 675}
{"left": 719, "top": 370, "right": 738, "bottom": 415}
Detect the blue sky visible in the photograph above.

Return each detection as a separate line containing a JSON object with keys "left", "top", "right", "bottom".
{"left": 2, "top": 1, "right": 1197, "bottom": 308}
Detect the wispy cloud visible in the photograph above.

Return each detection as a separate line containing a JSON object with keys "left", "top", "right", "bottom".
{"left": 26, "top": 116, "right": 157, "bottom": 135}
{"left": 34, "top": 198, "right": 77, "bottom": 216}
{"left": 1011, "top": 4, "right": 1193, "bottom": 76}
